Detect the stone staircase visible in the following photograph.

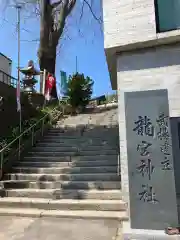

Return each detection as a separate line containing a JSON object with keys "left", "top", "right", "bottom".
{"left": 0, "top": 108, "right": 128, "bottom": 220}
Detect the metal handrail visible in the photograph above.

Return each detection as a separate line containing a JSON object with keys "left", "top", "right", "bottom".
{"left": 0, "top": 69, "right": 23, "bottom": 88}
{"left": 0, "top": 106, "right": 61, "bottom": 178}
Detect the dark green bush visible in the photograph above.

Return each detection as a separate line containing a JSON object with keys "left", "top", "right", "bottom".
{"left": 67, "top": 73, "right": 94, "bottom": 111}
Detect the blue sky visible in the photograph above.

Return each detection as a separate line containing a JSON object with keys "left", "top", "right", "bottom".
{"left": 0, "top": 1, "right": 113, "bottom": 97}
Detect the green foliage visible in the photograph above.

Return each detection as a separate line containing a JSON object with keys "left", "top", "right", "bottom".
{"left": 67, "top": 73, "right": 94, "bottom": 110}
{"left": 106, "top": 93, "right": 118, "bottom": 103}
{"left": 0, "top": 139, "right": 10, "bottom": 156}
{"left": 0, "top": 103, "right": 62, "bottom": 158}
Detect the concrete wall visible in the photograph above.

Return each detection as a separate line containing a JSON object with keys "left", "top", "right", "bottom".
{"left": 0, "top": 81, "right": 45, "bottom": 138}
{"left": 0, "top": 54, "right": 12, "bottom": 75}
{"left": 117, "top": 43, "right": 180, "bottom": 202}
{"left": 103, "top": 0, "right": 156, "bottom": 49}
{"left": 0, "top": 54, "right": 12, "bottom": 86}
{"left": 102, "top": 0, "right": 180, "bottom": 89}
{"left": 103, "top": 0, "right": 180, "bottom": 51}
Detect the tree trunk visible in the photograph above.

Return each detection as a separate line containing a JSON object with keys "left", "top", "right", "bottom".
{"left": 39, "top": 51, "right": 58, "bottom": 100}
{"left": 38, "top": 0, "right": 58, "bottom": 100}
{"left": 38, "top": 0, "right": 76, "bottom": 100}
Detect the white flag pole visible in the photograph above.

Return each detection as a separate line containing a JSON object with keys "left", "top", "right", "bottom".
{"left": 16, "top": 4, "right": 22, "bottom": 160}
{"left": 42, "top": 69, "right": 47, "bottom": 107}
{"left": 42, "top": 69, "right": 46, "bottom": 95}
{"left": 17, "top": 5, "right": 21, "bottom": 127}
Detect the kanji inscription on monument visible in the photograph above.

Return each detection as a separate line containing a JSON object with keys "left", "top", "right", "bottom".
{"left": 124, "top": 89, "right": 178, "bottom": 230}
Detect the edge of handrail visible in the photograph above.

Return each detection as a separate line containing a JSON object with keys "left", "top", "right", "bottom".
{"left": 0, "top": 106, "right": 60, "bottom": 154}
{"left": 0, "top": 69, "right": 18, "bottom": 81}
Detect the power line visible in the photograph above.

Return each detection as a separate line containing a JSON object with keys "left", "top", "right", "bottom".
{"left": 0, "top": 16, "right": 36, "bottom": 35}
{"left": 0, "top": 15, "right": 39, "bottom": 43}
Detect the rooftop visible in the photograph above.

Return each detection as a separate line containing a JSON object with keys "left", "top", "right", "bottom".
{"left": 0, "top": 52, "right": 12, "bottom": 62}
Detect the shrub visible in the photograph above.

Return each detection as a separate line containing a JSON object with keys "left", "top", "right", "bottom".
{"left": 67, "top": 73, "right": 94, "bottom": 111}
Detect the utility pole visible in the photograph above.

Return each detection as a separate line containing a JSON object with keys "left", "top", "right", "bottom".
{"left": 16, "top": 4, "right": 22, "bottom": 133}
{"left": 16, "top": 4, "right": 22, "bottom": 160}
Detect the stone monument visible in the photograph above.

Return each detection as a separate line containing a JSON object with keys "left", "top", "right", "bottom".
{"left": 122, "top": 89, "right": 179, "bottom": 239}
{"left": 20, "top": 60, "right": 40, "bottom": 93}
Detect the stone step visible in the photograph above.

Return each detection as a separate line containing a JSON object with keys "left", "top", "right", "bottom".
{"left": 4, "top": 173, "right": 120, "bottom": 182}
{"left": 32, "top": 146, "right": 117, "bottom": 155}
{"left": 4, "top": 179, "right": 121, "bottom": 191}
{"left": 23, "top": 156, "right": 71, "bottom": 162}
{"left": 27, "top": 150, "right": 117, "bottom": 157}
{"left": 47, "top": 130, "right": 82, "bottom": 134}
{"left": 12, "top": 166, "right": 118, "bottom": 174}
{"left": 36, "top": 141, "right": 112, "bottom": 147}
{"left": 0, "top": 198, "right": 125, "bottom": 211}
{"left": 0, "top": 207, "right": 128, "bottom": 220}
{"left": 32, "top": 146, "right": 117, "bottom": 153}
{"left": 46, "top": 131, "right": 115, "bottom": 137}
{"left": 48, "top": 127, "right": 84, "bottom": 131}
{"left": 44, "top": 136, "right": 116, "bottom": 142}
{"left": 82, "top": 135, "right": 116, "bottom": 140}
{"left": 39, "top": 138, "right": 115, "bottom": 144}
{"left": 50, "top": 124, "right": 86, "bottom": 129}
{"left": 48, "top": 126, "right": 113, "bottom": 132}
{"left": 35, "top": 143, "right": 116, "bottom": 150}
{"left": 47, "top": 131, "right": 82, "bottom": 135}
{"left": 1, "top": 180, "right": 121, "bottom": 190}
{"left": 39, "top": 140, "right": 116, "bottom": 146}
{"left": 55, "top": 124, "right": 116, "bottom": 129}
{"left": 3, "top": 188, "right": 121, "bottom": 199}
{"left": 44, "top": 135, "right": 106, "bottom": 139}
{"left": 41, "top": 136, "right": 115, "bottom": 143}
{"left": 46, "top": 133, "right": 82, "bottom": 137}
{"left": 23, "top": 155, "right": 117, "bottom": 162}
{"left": 84, "top": 126, "right": 117, "bottom": 130}
{"left": 50, "top": 125, "right": 86, "bottom": 129}
{"left": 18, "top": 159, "right": 117, "bottom": 168}
{"left": 83, "top": 132, "right": 117, "bottom": 136}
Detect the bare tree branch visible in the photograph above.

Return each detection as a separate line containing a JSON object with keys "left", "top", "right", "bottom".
{"left": 66, "top": 0, "right": 76, "bottom": 15}
{"left": 83, "top": 0, "right": 102, "bottom": 24}
{"left": 1, "top": 0, "right": 102, "bottom": 99}
{"left": 52, "top": 0, "right": 76, "bottom": 46}
{"left": 80, "top": 0, "right": 85, "bottom": 21}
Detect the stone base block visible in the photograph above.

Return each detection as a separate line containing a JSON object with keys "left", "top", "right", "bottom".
{"left": 122, "top": 221, "right": 180, "bottom": 240}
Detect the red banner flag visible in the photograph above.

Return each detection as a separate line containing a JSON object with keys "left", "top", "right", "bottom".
{"left": 45, "top": 73, "right": 56, "bottom": 101}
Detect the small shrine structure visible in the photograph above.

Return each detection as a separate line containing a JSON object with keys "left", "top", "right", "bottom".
{"left": 20, "top": 60, "right": 40, "bottom": 93}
